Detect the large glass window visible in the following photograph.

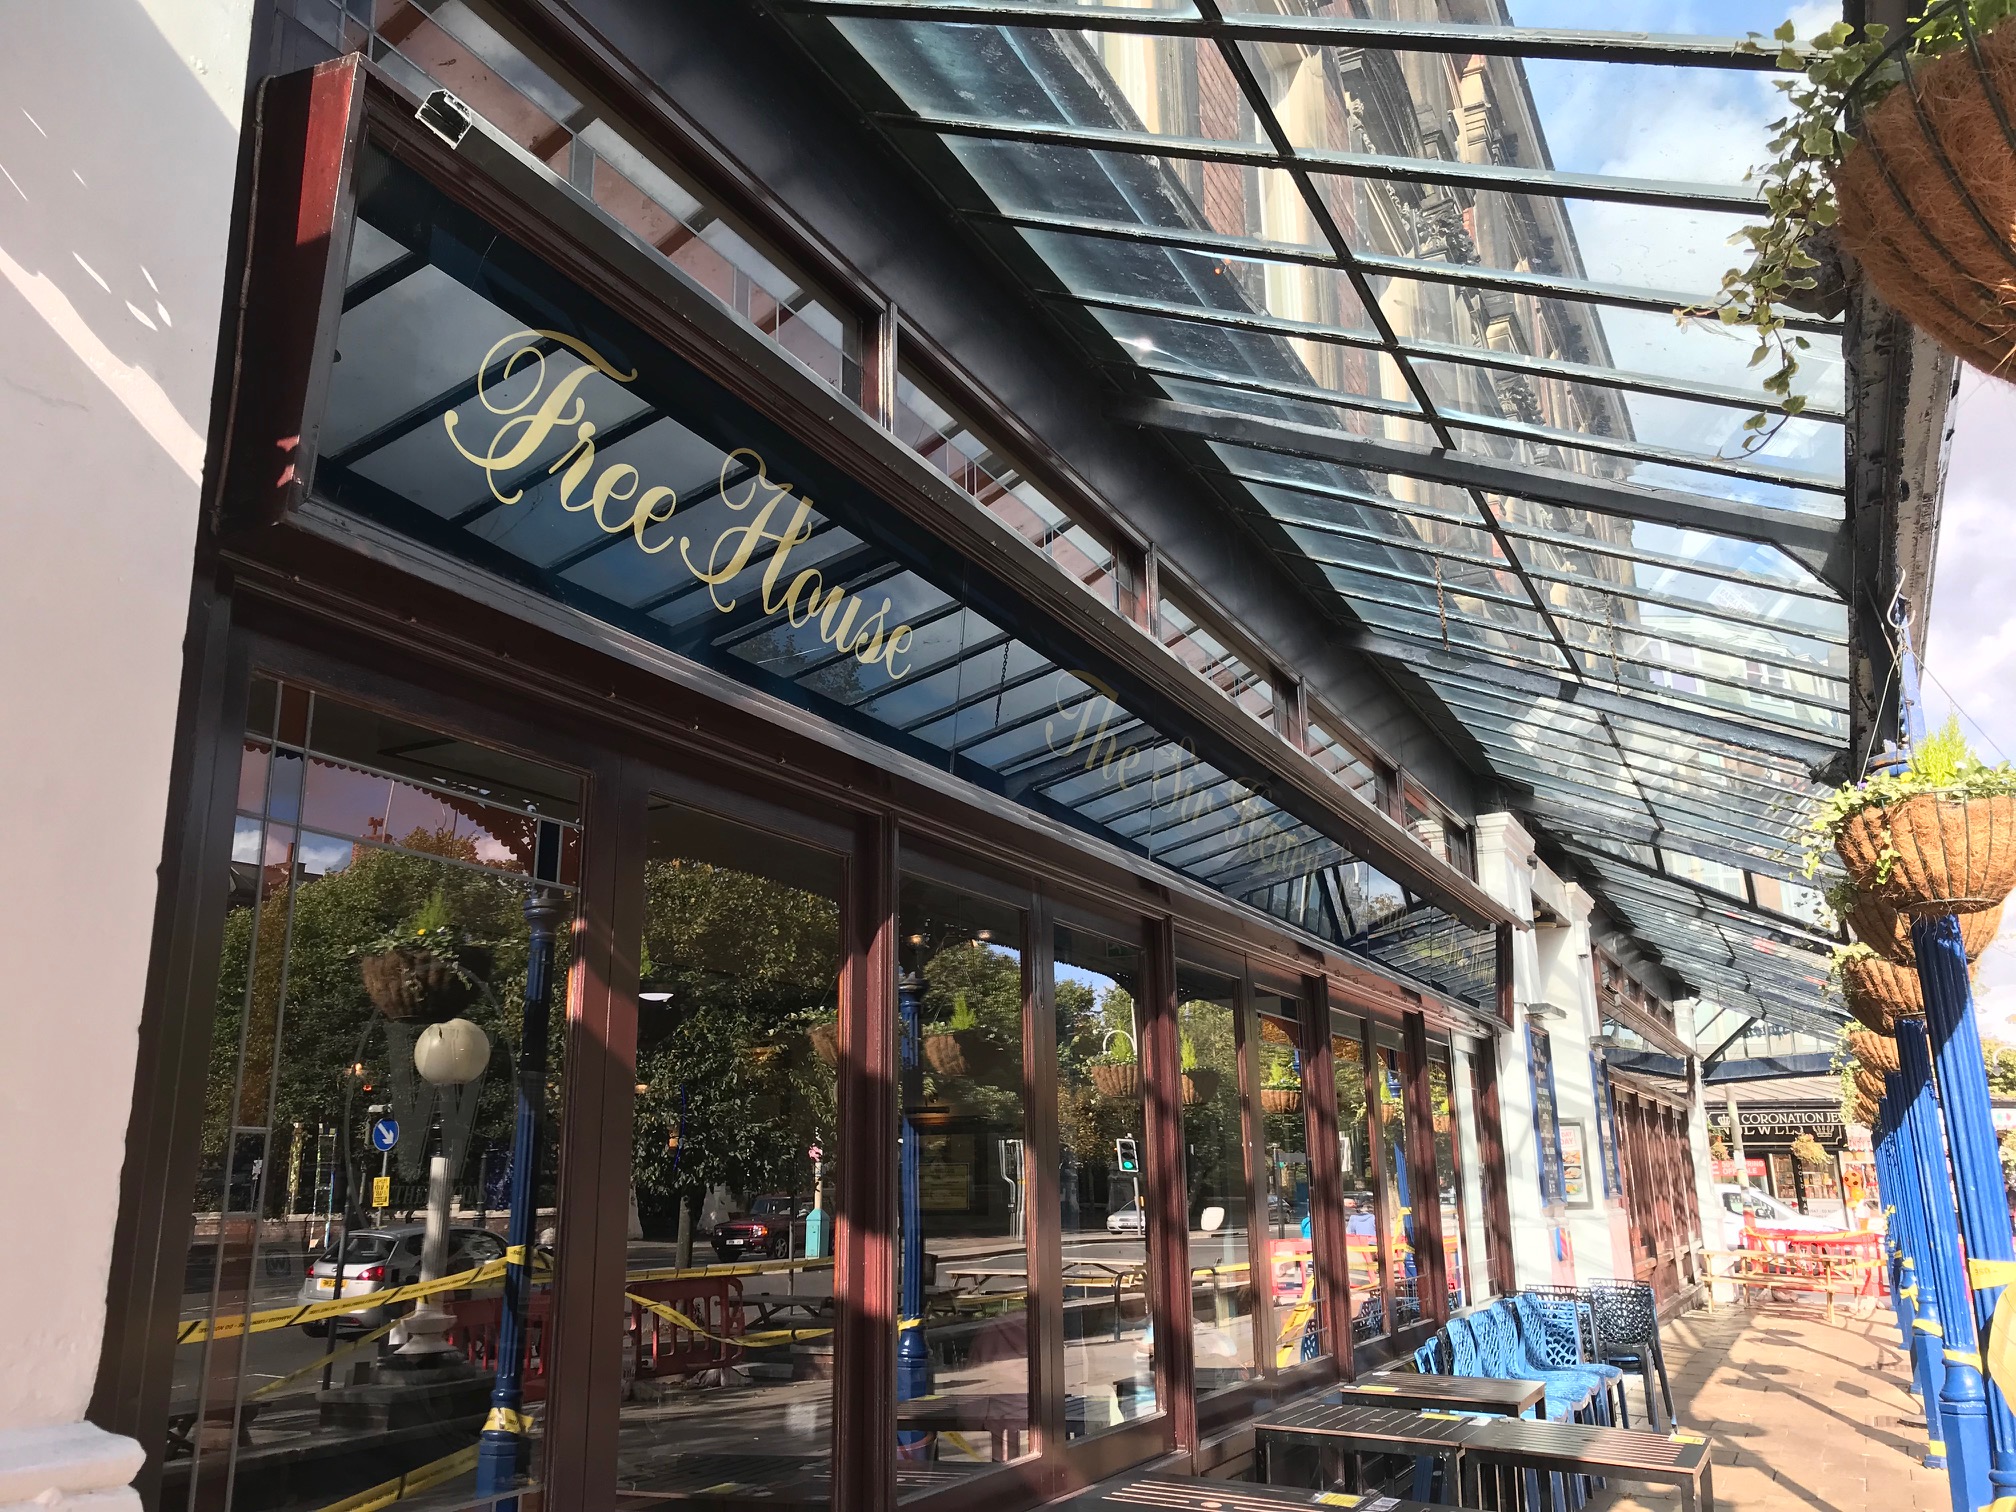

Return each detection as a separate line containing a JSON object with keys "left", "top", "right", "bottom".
{"left": 1374, "top": 1029, "right": 1420, "bottom": 1332}
{"left": 617, "top": 799, "right": 842, "bottom": 1503}
{"left": 1255, "top": 992, "right": 1322, "bottom": 1369}
{"left": 1331, "top": 1015, "right": 1382, "bottom": 1345}
{"left": 895, "top": 878, "right": 1032, "bottom": 1487}
{"left": 1176, "top": 963, "right": 1255, "bottom": 1394}
{"left": 1454, "top": 1046, "right": 1496, "bottom": 1302}
{"left": 1053, "top": 924, "right": 1158, "bottom": 1438}
{"left": 171, "top": 678, "right": 580, "bottom": 1512}
{"left": 1426, "top": 1046, "right": 1467, "bottom": 1313}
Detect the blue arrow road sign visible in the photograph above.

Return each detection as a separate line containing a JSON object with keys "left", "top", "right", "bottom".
{"left": 369, "top": 1117, "right": 400, "bottom": 1153}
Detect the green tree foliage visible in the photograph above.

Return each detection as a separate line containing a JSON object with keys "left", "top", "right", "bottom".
{"left": 629, "top": 858, "right": 840, "bottom": 1236}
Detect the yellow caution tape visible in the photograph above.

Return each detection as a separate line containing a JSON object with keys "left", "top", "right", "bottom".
{"left": 483, "top": 1406, "right": 533, "bottom": 1435}
{"left": 1901, "top": 1284, "right": 1920, "bottom": 1302}
{"left": 1986, "top": 1500, "right": 2016, "bottom": 1512}
{"left": 1930, "top": 1439, "right": 1946, "bottom": 1455}
{"left": 1916, "top": 1319, "right": 1945, "bottom": 1337}
{"left": 1986, "top": 1274, "right": 2016, "bottom": 1408}
{"left": 1948, "top": 1349, "right": 1983, "bottom": 1369}
{"left": 312, "top": 1443, "right": 477, "bottom": 1512}
{"left": 625, "top": 1291, "right": 833, "bottom": 1351}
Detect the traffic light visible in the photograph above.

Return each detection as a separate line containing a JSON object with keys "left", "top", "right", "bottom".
{"left": 1115, "top": 1136, "right": 1139, "bottom": 1173}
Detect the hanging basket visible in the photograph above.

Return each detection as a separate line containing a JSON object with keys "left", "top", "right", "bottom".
{"left": 1840, "top": 952, "right": 1925, "bottom": 1029}
{"left": 1182, "top": 1068, "right": 1222, "bottom": 1107}
{"left": 1835, "top": 16, "right": 2016, "bottom": 379}
{"left": 1835, "top": 793, "right": 2016, "bottom": 915}
{"left": 1851, "top": 1092, "right": 1880, "bottom": 1128}
{"left": 808, "top": 1021, "right": 840, "bottom": 1068}
{"left": 922, "top": 1029, "right": 1009, "bottom": 1083}
{"left": 1853, "top": 1066, "right": 1890, "bottom": 1103}
{"left": 1261, "top": 1087, "right": 1303, "bottom": 1116}
{"left": 1090, "top": 1061, "right": 1140, "bottom": 1099}
{"left": 358, "top": 945, "right": 491, "bottom": 1023}
{"left": 1847, "top": 1027, "right": 1900, "bottom": 1076}
{"left": 1844, "top": 888, "right": 2004, "bottom": 963}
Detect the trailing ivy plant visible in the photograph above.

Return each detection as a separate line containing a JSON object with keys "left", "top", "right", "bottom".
{"left": 1801, "top": 716, "right": 2016, "bottom": 879}
{"left": 1702, "top": 2, "right": 2016, "bottom": 444}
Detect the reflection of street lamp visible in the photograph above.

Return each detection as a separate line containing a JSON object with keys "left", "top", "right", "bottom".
{"left": 393, "top": 1018, "right": 491, "bottom": 1361}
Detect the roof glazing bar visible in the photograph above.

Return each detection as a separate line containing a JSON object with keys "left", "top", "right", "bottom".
{"left": 787, "top": 1, "right": 1807, "bottom": 69}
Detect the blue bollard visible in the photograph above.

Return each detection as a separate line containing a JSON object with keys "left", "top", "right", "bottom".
{"left": 1915, "top": 913, "right": 2016, "bottom": 1504}
{"left": 475, "top": 892, "right": 563, "bottom": 1510}
{"left": 1879, "top": 1074, "right": 1949, "bottom": 1467}
{"left": 1897, "top": 1017, "right": 1992, "bottom": 1512}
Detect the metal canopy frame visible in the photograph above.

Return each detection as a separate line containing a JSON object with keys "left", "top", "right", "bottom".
{"left": 763, "top": 0, "right": 1908, "bottom": 1035}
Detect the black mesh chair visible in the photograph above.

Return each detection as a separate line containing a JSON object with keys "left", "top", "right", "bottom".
{"left": 1586, "top": 1279, "right": 1676, "bottom": 1430}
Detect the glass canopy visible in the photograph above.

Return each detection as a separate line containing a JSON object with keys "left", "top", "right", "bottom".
{"left": 772, "top": 0, "right": 1852, "bottom": 1038}
{"left": 310, "top": 139, "right": 1497, "bottom": 1009}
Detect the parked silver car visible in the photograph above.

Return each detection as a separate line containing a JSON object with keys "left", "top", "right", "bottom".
{"left": 298, "top": 1223, "right": 506, "bottom": 1334}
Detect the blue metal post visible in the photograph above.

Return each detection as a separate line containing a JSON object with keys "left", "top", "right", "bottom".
{"left": 1875, "top": 1095, "right": 1914, "bottom": 1351}
{"left": 1916, "top": 914, "right": 2016, "bottom": 1503}
{"left": 1898, "top": 1017, "right": 1993, "bottom": 1512}
{"left": 476, "top": 892, "right": 562, "bottom": 1507}
{"left": 1881, "top": 1071, "right": 1950, "bottom": 1467}
{"left": 897, "top": 972, "right": 931, "bottom": 1452}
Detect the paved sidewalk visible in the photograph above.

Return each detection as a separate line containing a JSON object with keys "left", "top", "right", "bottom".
{"left": 1589, "top": 1301, "right": 1951, "bottom": 1512}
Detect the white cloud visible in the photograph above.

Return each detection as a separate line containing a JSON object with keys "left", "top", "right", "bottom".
{"left": 1924, "top": 371, "right": 2016, "bottom": 1034}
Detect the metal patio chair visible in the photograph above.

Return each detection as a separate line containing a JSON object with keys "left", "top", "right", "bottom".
{"left": 1586, "top": 1279, "right": 1676, "bottom": 1431}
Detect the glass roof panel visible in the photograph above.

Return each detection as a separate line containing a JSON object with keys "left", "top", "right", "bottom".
{"left": 784, "top": 0, "right": 1858, "bottom": 1028}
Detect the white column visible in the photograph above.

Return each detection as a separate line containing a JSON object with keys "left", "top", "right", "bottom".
{"left": 0, "top": 3, "right": 254, "bottom": 1504}
{"left": 1472, "top": 813, "right": 1556, "bottom": 1289}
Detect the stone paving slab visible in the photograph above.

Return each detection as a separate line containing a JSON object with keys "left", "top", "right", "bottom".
{"left": 1585, "top": 1302, "right": 1951, "bottom": 1512}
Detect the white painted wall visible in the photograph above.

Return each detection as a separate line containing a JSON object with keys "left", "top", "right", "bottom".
{"left": 0, "top": 2, "right": 254, "bottom": 1502}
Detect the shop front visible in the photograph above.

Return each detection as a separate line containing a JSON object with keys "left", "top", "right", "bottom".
{"left": 95, "top": 57, "right": 1518, "bottom": 1512}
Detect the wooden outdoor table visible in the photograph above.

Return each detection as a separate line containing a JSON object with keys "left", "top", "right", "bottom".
{"left": 1054, "top": 1471, "right": 1441, "bottom": 1511}
{"left": 1334, "top": 1374, "right": 1544, "bottom": 1417}
{"left": 894, "top": 1391, "right": 1031, "bottom": 1463}
{"left": 1455, "top": 1416, "right": 1713, "bottom": 1512}
{"left": 1255, "top": 1400, "right": 1478, "bottom": 1494}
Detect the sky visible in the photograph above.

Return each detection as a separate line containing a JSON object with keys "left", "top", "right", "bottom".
{"left": 1920, "top": 372, "right": 2016, "bottom": 1035}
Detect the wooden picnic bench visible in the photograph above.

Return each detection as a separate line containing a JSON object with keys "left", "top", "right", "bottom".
{"left": 1455, "top": 1415, "right": 1714, "bottom": 1512}
{"left": 1254, "top": 1400, "right": 1478, "bottom": 1494}
{"left": 1054, "top": 1471, "right": 1441, "bottom": 1510}
{"left": 1334, "top": 1374, "right": 1544, "bottom": 1418}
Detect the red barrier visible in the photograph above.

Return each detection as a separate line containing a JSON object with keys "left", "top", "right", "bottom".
{"left": 628, "top": 1276, "right": 746, "bottom": 1378}
{"left": 443, "top": 1294, "right": 553, "bottom": 1403}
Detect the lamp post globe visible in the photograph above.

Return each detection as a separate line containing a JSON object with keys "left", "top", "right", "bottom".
{"left": 414, "top": 1017, "right": 491, "bottom": 1086}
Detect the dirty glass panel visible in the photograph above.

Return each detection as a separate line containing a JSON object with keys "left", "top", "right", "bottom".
{"left": 1426, "top": 1047, "right": 1467, "bottom": 1313}
{"left": 1177, "top": 964, "right": 1255, "bottom": 1394}
{"left": 613, "top": 799, "right": 841, "bottom": 1505}
{"left": 1255, "top": 996, "right": 1324, "bottom": 1368}
{"left": 1331, "top": 1015, "right": 1382, "bottom": 1343}
{"left": 894, "top": 878, "right": 1032, "bottom": 1489}
{"left": 1373, "top": 1032, "right": 1420, "bottom": 1332}
{"left": 171, "top": 678, "right": 578, "bottom": 1512}
{"left": 1054, "top": 923, "right": 1160, "bottom": 1438}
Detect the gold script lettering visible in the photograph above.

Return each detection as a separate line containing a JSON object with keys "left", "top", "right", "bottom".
{"left": 440, "top": 331, "right": 917, "bottom": 678}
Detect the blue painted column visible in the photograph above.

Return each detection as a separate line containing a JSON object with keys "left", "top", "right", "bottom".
{"left": 1916, "top": 913, "right": 2016, "bottom": 1504}
{"left": 1898, "top": 1017, "right": 1993, "bottom": 1512}
{"left": 476, "top": 891, "right": 562, "bottom": 1507}
{"left": 1881, "top": 1070, "right": 1950, "bottom": 1468}
{"left": 1876, "top": 1095, "right": 1915, "bottom": 1352}
{"left": 897, "top": 972, "right": 932, "bottom": 1453}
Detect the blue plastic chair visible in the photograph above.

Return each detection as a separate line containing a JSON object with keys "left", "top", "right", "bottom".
{"left": 1514, "top": 1292, "right": 1625, "bottom": 1425}
{"left": 1472, "top": 1303, "right": 1592, "bottom": 1420}
{"left": 1411, "top": 1334, "right": 1444, "bottom": 1374}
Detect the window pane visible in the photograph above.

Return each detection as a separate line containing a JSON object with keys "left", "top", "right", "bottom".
{"left": 897, "top": 879, "right": 1032, "bottom": 1486}
{"left": 1374, "top": 1034, "right": 1420, "bottom": 1332}
{"left": 1177, "top": 964, "right": 1255, "bottom": 1393}
{"left": 1455, "top": 1048, "right": 1495, "bottom": 1300}
{"left": 619, "top": 799, "right": 842, "bottom": 1502}
{"left": 170, "top": 682, "right": 581, "bottom": 1512}
{"left": 1054, "top": 923, "right": 1159, "bottom": 1437}
{"left": 1332, "top": 1019, "right": 1383, "bottom": 1342}
{"left": 1256, "top": 996, "right": 1323, "bottom": 1367}
{"left": 1427, "top": 1049, "right": 1466, "bottom": 1312}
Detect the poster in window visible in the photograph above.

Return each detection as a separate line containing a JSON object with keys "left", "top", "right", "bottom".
{"left": 1559, "top": 1120, "right": 1593, "bottom": 1208}
{"left": 1528, "top": 1025, "right": 1565, "bottom": 1207}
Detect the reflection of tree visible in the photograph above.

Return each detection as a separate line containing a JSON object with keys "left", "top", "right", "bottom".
{"left": 1056, "top": 980, "right": 1140, "bottom": 1161}
{"left": 1179, "top": 998, "right": 1241, "bottom": 1221}
{"left": 202, "top": 828, "right": 550, "bottom": 1214}
{"left": 630, "top": 859, "right": 839, "bottom": 1236}
{"left": 915, "top": 938, "right": 1022, "bottom": 1122}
